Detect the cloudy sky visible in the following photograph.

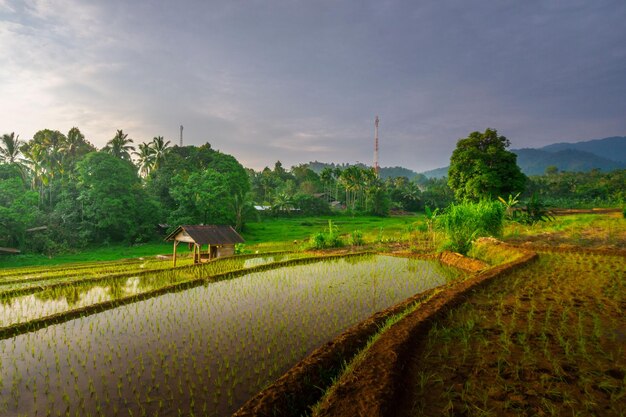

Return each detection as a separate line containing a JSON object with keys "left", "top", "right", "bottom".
{"left": 1, "top": 0, "right": 625, "bottom": 171}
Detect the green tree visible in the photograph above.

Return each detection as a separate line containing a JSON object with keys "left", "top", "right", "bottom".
{"left": 150, "top": 136, "right": 170, "bottom": 170}
{"left": 76, "top": 152, "right": 158, "bottom": 243}
{"left": 148, "top": 143, "right": 251, "bottom": 228}
{"left": 134, "top": 143, "right": 155, "bottom": 178}
{"left": 103, "top": 129, "right": 135, "bottom": 161}
{"left": 60, "top": 127, "right": 95, "bottom": 173}
{"left": 0, "top": 132, "right": 23, "bottom": 164}
{"left": 0, "top": 166, "right": 41, "bottom": 248}
{"left": 448, "top": 128, "right": 526, "bottom": 201}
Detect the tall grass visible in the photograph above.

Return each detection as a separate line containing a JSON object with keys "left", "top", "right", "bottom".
{"left": 437, "top": 200, "right": 504, "bottom": 255}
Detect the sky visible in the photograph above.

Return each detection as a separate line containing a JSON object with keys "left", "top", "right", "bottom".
{"left": 1, "top": 0, "right": 625, "bottom": 172}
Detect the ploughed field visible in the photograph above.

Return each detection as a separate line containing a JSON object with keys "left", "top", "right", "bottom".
{"left": 0, "top": 253, "right": 460, "bottom": 417}
{"left": 397, "top": 250, "right": 626, "bottom": 416}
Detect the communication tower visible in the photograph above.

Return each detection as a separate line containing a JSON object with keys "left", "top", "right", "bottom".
{"left": 374, "top": 116, "right": 380, "bottom": 177}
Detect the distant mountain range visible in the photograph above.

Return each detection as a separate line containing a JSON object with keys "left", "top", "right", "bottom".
{"left": 307, "top": 136, "right": 626, "bottom": 180}
{"left": 422, "top": 136, "right": 626, "bottom": 178}
{"left": 307, "top": 161, "right": 426, "bottom": 181}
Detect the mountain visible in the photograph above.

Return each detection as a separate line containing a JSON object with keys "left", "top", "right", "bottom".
{"left": 514, "top": 148, "right": 625, "bottom": 175}
{"left": 541, "top": 136, "right": 626, "bottom": 164}
{"left": 419, "top": 136, "right": 626, "bottom": 178}
{"left": 422, "top": 166, "right": 449, "bottom": 179}
{"left": 306, "top": 161, "right": 423, "bottom": 180}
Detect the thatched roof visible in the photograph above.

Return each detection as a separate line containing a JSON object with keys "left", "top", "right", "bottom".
{"left": 165, "top": 225, "right": 244, "bottom": 245}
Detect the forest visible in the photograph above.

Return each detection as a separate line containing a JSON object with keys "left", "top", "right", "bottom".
{"left": 1, "top": 128, "right": 624, "bottom": 254}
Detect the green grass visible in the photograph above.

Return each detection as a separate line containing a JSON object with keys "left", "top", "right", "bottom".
{"left": 243, "top": 215, "right": 422, "bottom": 246}
{"left": 0, "top": 242, "right": 177, "bottom": 268}
{"left": 503, "top": 212, "right": 626, "bottom": 248}
{"left": 1, "top": 215, "right": 423, "bottom": 269}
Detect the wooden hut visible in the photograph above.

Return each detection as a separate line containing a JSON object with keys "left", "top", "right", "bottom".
{"left": 165, "top": 225, "right": 244, "bottom": 266}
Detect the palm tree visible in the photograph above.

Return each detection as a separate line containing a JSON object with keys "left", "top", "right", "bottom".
{"left": 133, "top": 143, "right": 155, "bottom": 178}
{"left": 103, "top": 129, "right": 135, "bottom": 160}
{"left": 22, "top": 144, "right": 49, "bottom": 204}
{"left": 150, "top": 135, "right": 170, "bottom": 170}
{"left": 0, "top": 132, "right": 23, "bottom": 164}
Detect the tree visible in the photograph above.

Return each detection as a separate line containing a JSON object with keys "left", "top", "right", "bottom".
{"left": 448, "top": 128, "right": 526, "bottom": 201}
{"left": 0, "top": 132, "right": 23, "bottom": 164}
{"left": 150, "top": 136, "right": 170, "bottom": 170}
{"left": 103, "top": 129, "right": 135, "bottom": 161}
{"left": 0, "top": 166, "right": 41, "bottom": 248}
{"left": 76, "top": 152, "right": 158, "bottom": 243}
{"left": 60, "top": 127, "right": 95, "bottom": 171}
{"left": 134, "top": 143, "right": 156, "bottom": 178}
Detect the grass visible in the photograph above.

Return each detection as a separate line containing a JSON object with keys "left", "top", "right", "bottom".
{"left": 0, "top": 242, "right": 175, "bottom": 268}
{"left": 243, "top": 214, "right": 422, "bottom": 248}
{"left": 1, "top": 215, "right": 423, "bottom": 269}
{"left": 503, "top": 212, "right": 625, "bottom": 248}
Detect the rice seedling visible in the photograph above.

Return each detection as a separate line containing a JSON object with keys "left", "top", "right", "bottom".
{"left": 0, "top": 254, "right": 459, "bottom": 417}
{"left": 394, "top": 250, "right": 626, "bottom": 416}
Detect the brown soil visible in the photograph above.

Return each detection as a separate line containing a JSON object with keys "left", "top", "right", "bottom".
{"left": 551, "top": 208, "right": 622, "bottom": 216}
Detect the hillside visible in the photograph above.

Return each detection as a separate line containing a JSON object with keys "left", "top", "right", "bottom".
{"left": 541, "top": 136, "right": 626, "bottom": 164}
{"left": 421, "top": 136, "right": 626, "bottom": 178}
{"left": 307, "top": 161, "right": 423, "bottom": 180}
{"left": 514, "top": 148, "right": 625, "bottom": 175}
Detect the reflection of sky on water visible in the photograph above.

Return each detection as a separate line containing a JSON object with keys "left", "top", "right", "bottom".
{"left": 0, "top": 255, "right": 460, "bottom": 417}
{"left": 0, "top": 253, "right": 308, "bottom": 328}
{"left": 0, "top": 277, "right": 144, "bottom": 327}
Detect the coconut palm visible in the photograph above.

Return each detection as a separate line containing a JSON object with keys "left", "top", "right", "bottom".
{"left": 103, "top": 129, "right": 135, "bottom": 161}
{"left": 21, "top": 143, "right": 49, "bottom": 203}
{"left": 0, "top": 132, "right": 23, "bottom": 164}
{"left": 150, "top": 135, "right": 170, "bottom": 170}
{"left": 133, "top": 143, "right": 156, "bottom": 178}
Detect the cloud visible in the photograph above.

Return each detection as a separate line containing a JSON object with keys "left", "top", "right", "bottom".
{"left": 1, "top": 0, "right": 625, "bottom": 172}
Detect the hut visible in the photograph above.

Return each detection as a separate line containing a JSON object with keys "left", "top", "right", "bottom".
{"left": 165, "top": 225, "right": 244, "bottom": 266}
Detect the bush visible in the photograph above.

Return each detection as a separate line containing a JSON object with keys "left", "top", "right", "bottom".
{"left": 306, "top": 220, "right": 343, "bottom": 249}
{"left": 437, "top": 200, "right": 504, "bottom": 255}
{"left": 349, "top": 230, "right": 365, "bottom": 246}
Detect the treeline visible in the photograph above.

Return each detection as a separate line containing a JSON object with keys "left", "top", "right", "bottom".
{"left": 0, "top": 129, "right": 249, "bottom": 253}
{"left": 1, "top": 128, "right": 441, "bottom": 253}
{"left": 2, "top": 127, "right": 624, "bottom": 254}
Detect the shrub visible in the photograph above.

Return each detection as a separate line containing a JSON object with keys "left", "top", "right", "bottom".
{"left": 306, "top": 220, "right": 343, "bottom": 249}
{"left": 437, "top": 200, "right": 504, "bottom": 255}
{"left": 349, "top": 230, "right": 365, "bottom": 246}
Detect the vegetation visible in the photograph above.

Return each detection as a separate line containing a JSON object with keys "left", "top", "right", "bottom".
{"left": 0, "top": 255, "right": 459, "bottom": 417}
{"left": 437, "top": 200, "right": 504, "bottom": 254}
{"left": 448, "top": 128, "right": 527, "bottom": 201}
{"left": 402, "top": 250, "right": 625, "bottom": 416}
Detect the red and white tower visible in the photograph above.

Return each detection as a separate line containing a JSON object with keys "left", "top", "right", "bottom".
{"left": 374, "top": 116, "right": 380, "bottom": 177}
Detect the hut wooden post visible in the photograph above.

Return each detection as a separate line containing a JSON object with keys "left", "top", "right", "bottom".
{"left": 173, "top": 241, "right": 179, "bottom": 267}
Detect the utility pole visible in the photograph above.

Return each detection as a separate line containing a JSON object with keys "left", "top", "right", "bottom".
{"left": 180, "top": 125, "right": 183, "bottom": 147}
{"left": 374, "top": 116, "right": 380, "bottom": 177}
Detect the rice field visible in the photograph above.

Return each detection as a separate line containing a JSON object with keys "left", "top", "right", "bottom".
{"left": 0, "top": 254, "right": 460, "bottom": 417}
{"left": 399, "top": 250, "right": 626, "bottom": 416}
{"left": 0, "top": 253, "right": 309, "bottom": 330}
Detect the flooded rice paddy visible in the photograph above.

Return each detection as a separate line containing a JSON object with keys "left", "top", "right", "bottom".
{"left": 0, "top": 255, "right": 460, "bottom": 417}
{"left": 0, "top": 253, "right": 308, "bottom": 328}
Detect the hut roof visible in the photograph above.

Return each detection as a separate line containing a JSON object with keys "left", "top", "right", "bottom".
{"left": 165, "top": 225, "right": 244, "bottom": 245}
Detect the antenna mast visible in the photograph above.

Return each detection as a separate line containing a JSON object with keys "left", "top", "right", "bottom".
{"left": 374, "top": 116, "right": 379, "bottom": 177}
{"left": 179, "top": 125, "right": 183, "bottom": 147}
